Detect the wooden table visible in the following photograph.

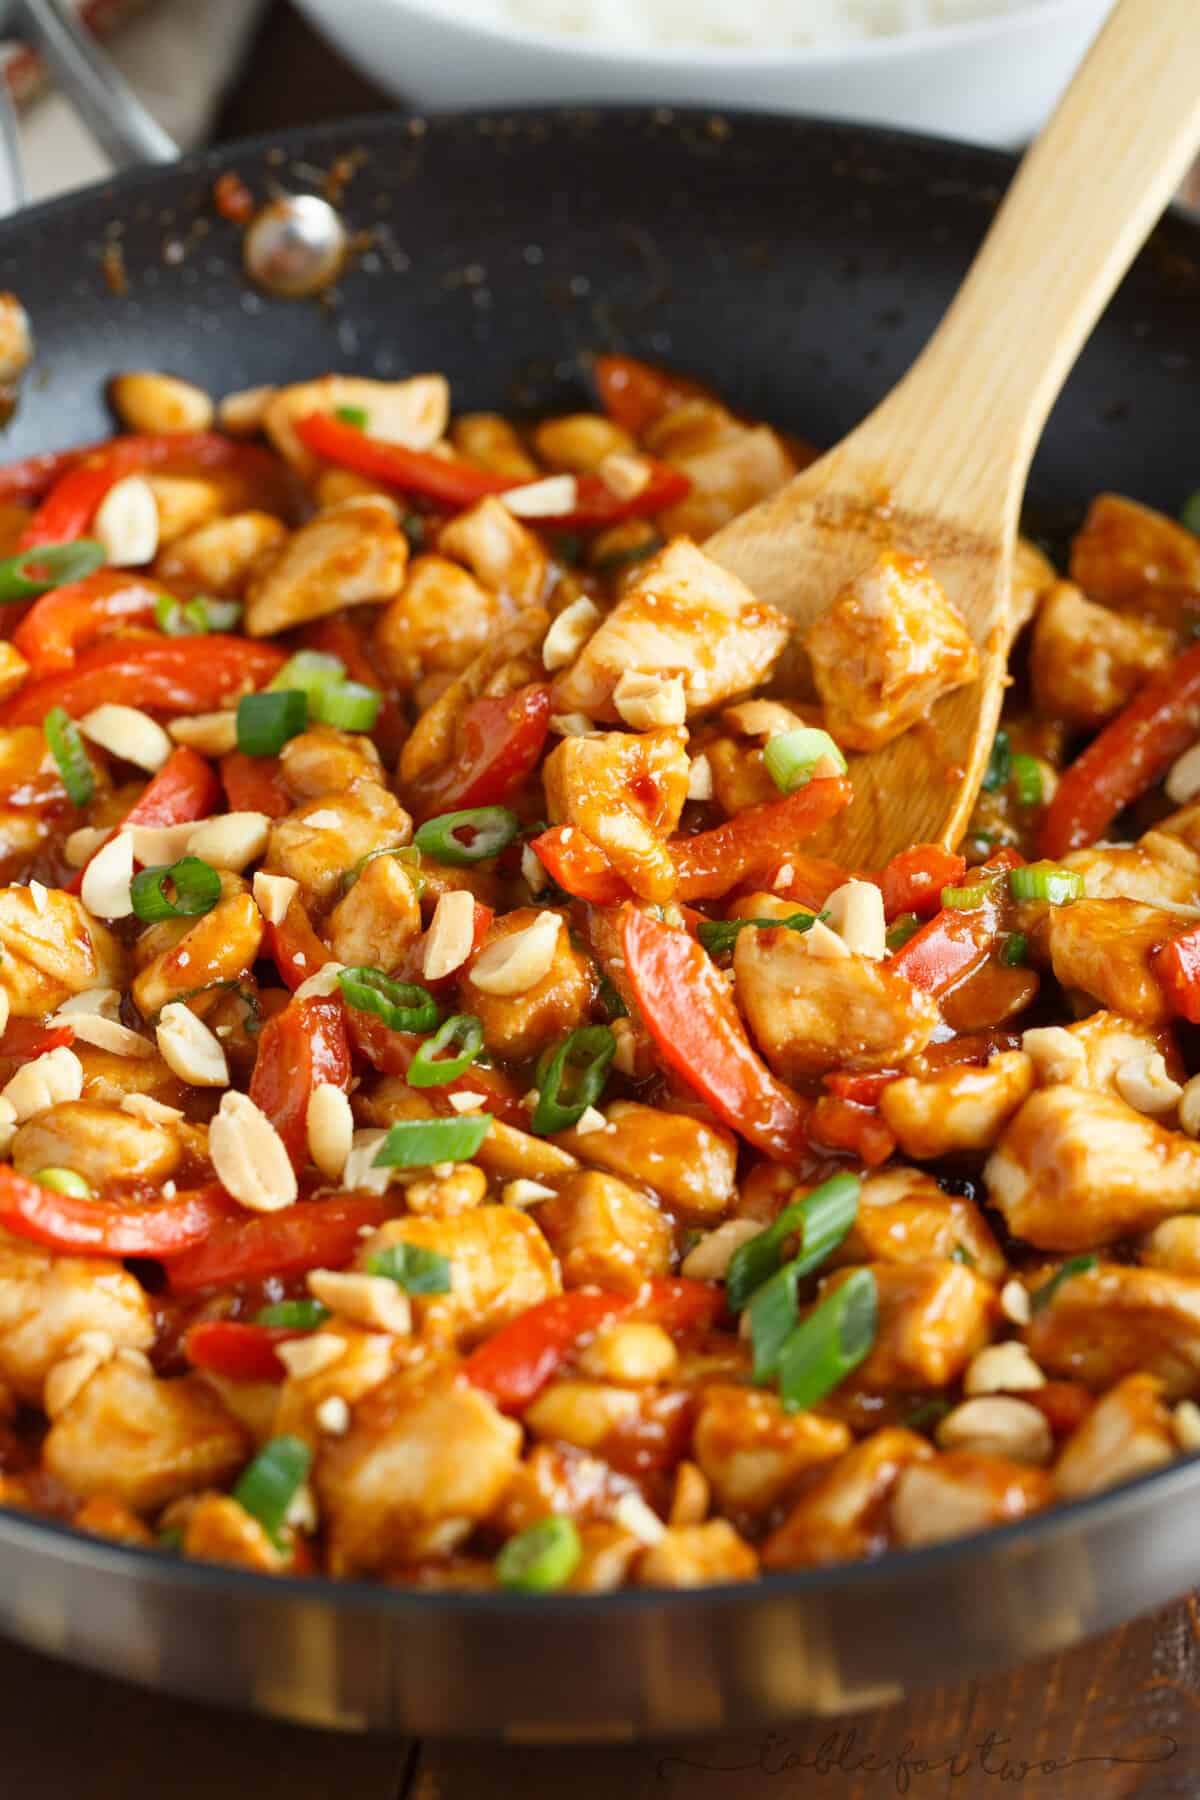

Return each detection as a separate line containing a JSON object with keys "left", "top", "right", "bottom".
{"left": 3, "top": 6, "right": 1200, "bottom": 1793}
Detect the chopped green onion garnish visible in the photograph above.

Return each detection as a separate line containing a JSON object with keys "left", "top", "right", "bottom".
{"left": 903, "top": 1398, "right": 952, "bottom": 1433}
{"left": 495, "top": 1516, "right": 582, "bottom": 1592}
{"left": 1009, "top": 752, "right": 1044, "bottom": 809}
{"left": 254, "top": 1299, "right": 330, "bottom": 1330}
{"left": 1031, "top": 1254, "right": 1097, "bottom": 1312}
{"left": 154, "top": 592, "right": 242, "bottom": 636}
{"left": 886, "top": 913, "right": 922, "bottom": 952}
{"left": 1008, "top": 862, "right": 1083, "bottom": 906}
{"left": 130, "top": 855, "right": 222, "bottom": 922}
{"left": 268, "top": 650, "right": 345, "bottom": 696}
{"left": 366, "top": 1241, "right": 453, "bottom": 1294}
{"left": 341, "top": 843, "right": 423, "bottom": 895}
{"left": 413, "top": 806, "right": 522, "bottom": 866}
{"left": 158, "top": 1527, "right": 184, "bottom": 1553}
{"left": 697, "top": 911, "right": 821, "bottom": 955}
{"left": 747, "top": 1261, "right": 801, "bottom": 1383}
{"left": 532, "top": 1024, "right": 616, "bottom": 1135}
{"left": 372, "top": 1115, "right": 493, "bottom": 1169}
{"left": 401, "top": 513, "right": 425, "bottom": 552}
{"left": 777, "top": 1268, "right": 878, "bottom": 1414}
{"left": 338, "top": 965, "right": 439, "bottom": 1035}
{"left": 335, "top": 405, "right": 369, "bottom": 429}
{"left": 309, "top": 679, "right": 381, "bottom": 733}
{"left": 726, "top": 1172, "right": 861, "bottom": 1313}
{"left": 981, "top": 729, "right": 1011, "bottom": 793}
{"left": 595, "top": 970, "right": 628, "bottom": 1021}
{"left": 34, "top": 1166, "right": 91, "bottom": 1197}
{"left": 407, "top": 1013, "right": 484, "bottom": 1087}
{"left": 1181, "top": 490, "right": 1200, "bottom": 536}
{"left": 591, "top": 530, "right": 664, "bottom": 574}
{"left": 1001, "top": 931, "right": 1028, "bottom": 967}
{"left": 941, "top": 880, "right": 997, "bottom": 910}
{"left": 44, "top": 705, "right": 94, "bottom": 808}
{"left": 0, "top": 538, "right": 105, "bottom": 604}
{"left": 950, "top": 1242, "right": 976, "bottom": 1267}
{"left": 763, "top": 727, "right": 847, "bottom": 795}
{"left": 237, "top": 688, "right": 308, "bottom": 756}
{"left": 232, "top": 1434, "right": 311, "bottom": 1542}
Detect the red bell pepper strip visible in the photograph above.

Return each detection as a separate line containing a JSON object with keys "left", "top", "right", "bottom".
{"left": 1039, "top": 642, "right": 1200, "bottom": 858}
{"left": 167, "top": 1194, "right": 391, "bottom": 1294}
{"left": 530, "top": 825, "right": 631, "bottom": 905}
{"left": 593, "top": 353, "right": 710, "bottom": 436}
{"left": 636, "top": 1276, "right": 723, "bottom": 1334}
{"left": 406, "top": 682, "right": 551, "bottom": 818}
{"left": 0, "top": 444, "right": 89, "bottom": 505}
{"left": 0, "top": 1017, "right": 74, "bottom": 1060}
{"left": 1154, "top": 925, "right": 1200, "bottom": 1024}
{"left": 0, "top": 1169, "right": 235, "bottom": 1258}
{"left": 823, "top": 1070, "right": 897, "bottom": 1106}
{"left": 889, "top": 850, "right": 1021, "bottom": 1000}
{"left": 184, "top": 1319, "right": 306, "bottom": 1383}
{"left": 620, "top": 903, "right": 810, "bottom": 1161}
{"left": 249, "top": 995, "right": 352, "bottom": 1169}
{"left": 877, "top": 844, "right": 967, "bottom": 920}
{"left": 266, "top": 899, "right": 334, "bottom": 991}
{"left": 0, "top": 635, "right": 285, "bottom": 726}
{"left": 807, "top": 1094, "right": 897, "bottom": 1169}
{"left": 220, "top": 750, "right": 291, "bottom": 818}
{"left": 539, "top": 463, "right": 691, "bottom": 532}
{"left": 65, "top": 746, "right": 222, "bottom": 895}
{"left": 461, "top": 1290, "right": 630, "bottom": 1412}
{"left": 12, "top": 571, "right": 168, "bottom": 675}
{"left": 765, "top": 853, "right": 852, "bottom": 911}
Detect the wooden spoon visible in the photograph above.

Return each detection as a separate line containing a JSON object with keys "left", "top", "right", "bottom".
{"left": 708, "top": 0, "right": 1200, "bottom": 868}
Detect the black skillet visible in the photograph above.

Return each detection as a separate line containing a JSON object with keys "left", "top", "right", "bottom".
{"left": 1, "top": 99, "right": 1200, "bottom": 1738}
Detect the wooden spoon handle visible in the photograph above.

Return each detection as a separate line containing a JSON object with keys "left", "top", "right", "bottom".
{"left": 878, "top": 0, "right": 1200, "bottom": 513}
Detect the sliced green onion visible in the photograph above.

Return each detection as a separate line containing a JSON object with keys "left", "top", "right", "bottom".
{"left": 595, "top": 970, "right": 628, "bottom": 1021}
{"left": 34, "top": 1166, "right": 92, "bottom": 1197}
{"left": 254, "top": 1299, "right": 330, "bottom": 1330}
{"left": 340, "top": 843, "right": 423, "bottom": 895}
{"left": 335, "top": 405, "right": 369, "bottom": 429}
{"left": 950, "top": 1243, "right": 977, "bottom": 1267}
{"left": 1009, "top": 752, "right": 1045, "bottom": 809}
{"left": 981, "top": 729, "right": 1011, "bottom": 793}
{"left": 941, "top": 880, "right": 998, "bottom": 910}
{"left": 886, "top": 913, "right": 922, "bottom": 952}
{"left": 158, "top": 1527, "right": 184, "bottom": 1553}
{"left": 130, "top": 855, "right": 222, "bottom": 922}
{"left": 232, "top": 1435, "right": 311, "bottom": 1541}
{"left": 748, "top": 1262, "right": 801, "bottom": 1383}
{"left": 267, "top": 650, "right": 345, "bottom": 697}
{"left": 338, "top": 965, "right": 439, "bottom": 1035}
{"left": 763, "top": 727, "right": 847, "bottom": 795}
{"left": 495, "top": 1516, "right": 582, "bottom": 1592}
{"left": 1181, "top": 490, "right": 1200, "bottom": 536}
{"left": 1031, "top": 1253, "right": 1097, "bottom": 1312}
{"left": 0, "top": 538, "right": 105, "bottom": 604}
{"left": 591, "top": 530, "right": 664, "bottom": 574}
{"left": 777, "top": 1268, "right": 878, "bottom": 1414}
{"left": 366, "top": 1241, "right": 453, "bottom": 1294}
{"left": 154, "top": 592, "right": 242, "bottom": 637}
{"left": 697, "top": 910, "right": 822, "bottom": 955}
{"left": 407, "top": 1014, "right": 484, "bottom": 1087}
{"left": 532, "top": 1024, "right": 616, "bottom": 1135}
{"left": 1008, "top": 862, "right": 1083, "bottom": 906}
{"left": 413, "top": 806, "right": 522, "bottom": 866}
{"left": 401, "top": 513, "right": 425, "bottom": 552}
{"left": 1001, "top": 931, "right": 1028, "bottom": 967}
{"left": 44, "top": 705, "right": 94, "bottom": 808}
{"left": 725, "top": 1172, "right": 861, "bottom": 1312}
{"left": 903, "top": 1398, "right": 952, "bottom": 1433}
{"left": 372, "top": 1114, "right": 493, "bottom": 1169}
{"left": 237, "top": 688, "right": 308, "bottom": 756}
{"left": 309, "top": 679, "right": 381, "bottom": 733}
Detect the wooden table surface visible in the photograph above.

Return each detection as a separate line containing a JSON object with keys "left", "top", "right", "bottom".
{"left": 3, "top": 5, "right": 1200, "bottom": 1794}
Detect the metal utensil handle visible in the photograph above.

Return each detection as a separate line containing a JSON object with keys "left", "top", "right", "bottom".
{"left": 16, "top": 0, "right": 177, "bottom": 167}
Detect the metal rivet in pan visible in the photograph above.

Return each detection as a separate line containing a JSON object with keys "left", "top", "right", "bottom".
{"left": 242, "top": 194, "right": 347, "bottom": 299}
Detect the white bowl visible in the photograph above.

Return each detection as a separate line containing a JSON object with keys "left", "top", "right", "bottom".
{"left": 294, "top": 0, "right": 1111, "bottom": 148}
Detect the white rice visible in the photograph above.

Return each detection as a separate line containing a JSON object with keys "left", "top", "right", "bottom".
{"left": 446, "top": 0, "right": 1049, "bottom": 50}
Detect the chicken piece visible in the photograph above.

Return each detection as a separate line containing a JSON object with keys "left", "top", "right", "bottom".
{"left": 398, "top": 608, "right": 548, "bottom": 794}
{"left": 805, "top": 551, "right": 980, "bottom": 752}
{"left": 1069, "top": 492, "right": 1200, "bottom": 620}
{"left": 494, "top": 1442, "right": 626, "bottom": 1535}
{"left": 74, "top": 1043, "right": 191, "bottom": 1113}
{"left": 11, "top": 1101, "right": 181, "bottom": 1187}
{"left": 1140, "top": 1216, "right": 1200, "bottom": 1275}
{"left": 1053, "top": 1373, "right": 1175, "bottom": 1499}
{"left": 132, "top": 891, "right": 264, "bottom": 1018}
{"left": 244, "top": 498, "right": 409, "bottom": 637}
{"left": 438, "top": 496, "right": 548, "bottom": 606}
{"left": 734, "top": 922, "right": 939, "bottom": 1080}
{"left": 635, "top": 1520, "right": 758, "bottom": 1587}
{"left": 831, "top": 1168, "right": 1006, "bottom": 1283}
{"left": 265, "top": 784, "right": 412, "bottom": 912}
{"left": 542, "top": 728, "right": 689, "bottom": 904}
{"left": 986, "top": 1085, "right": 1200, "bottom": 1251}
{"left": 278, "top": 724, "right": 382, "bottom": 801}
{"left": 373, "top": 554, "right": 506, "bottom": 690}
{"left": 0, "top": 1229, "right": 153, "bottom": 1405}
{"left": 316, "top": 1366, "right": 522, "bottom": 1574}
{"left": 451, "top": 412, "right": 538, "bottom": 480}
{"left": 457, "top": 906, "right": 595, "bottom": 1061}
{"left": 536, "top": 1170, "right": 672, "bottom": 1294}
{"left": 823, "top": 1260, "right": 996, "bottom": 1392}
{"left": 879, "top": 1051, "right": 1034, "bottom": 1162}
{"left": 473, "top": 1118, "right": 579, "bottom": 1185}
{"left": 1025, "top": 1010, "right": 1179, "bottom": 1098}
{"left": 0, "top": 886, "right": 125, "bottom": 1016}
{"left": 275, "top": 1325, "right": 401, "bottom": 1446}
{"left": 1009, "top": 537, "right": 1057, "bottom": 634}
{"left": 1063, "top": 830, "right": 1200, "bottom": 910}
{"left": 762, "top": 1428, "right": 934, "bottom": 1569}
{"left": 73, "top": 1494, "right": 155, "bottom": 1548}
{"left": 556, "top": 1100, "right": 737, "bottom": 1221}
{"left": 1024, "top": 1260, "right": 1200, "bottom": 1397}
{"left": 523, "top": 1379, "right": 648, "bottom": 1450}
{"left": 262, "top": 373, "right": 449, "bottom": 480}
{"left": 1029, "top": 582, "right": 1172, "bottom": 729}
{"left": 551, "top": 537, "right": 789, "bottom": 723}
{"left": 1045, "top": 898, "right": 1177, "bottom": 1026}
{"left": 889, "top": 1450, "right": 1052, "bottom": 1548}
{"left": 155, "top": 510, "right": 287, "bottom": 600}
{"left": 182, "top": 1492, "right": 288, "bottom": 1573}
{"left": 359, "top": 1206, "right": 559, "bottom": 1348}
{"left": 648, "top": 400, "right": 796, "bottom": 541}
{"left": 328, "top": 851, "right": 422, "bottom": 970}
{"left": 43, "top": 1357, "right": 247, "bottom": 1512}
{"left": 692, "top": 1384, "right": 850, "bottom": 1515}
